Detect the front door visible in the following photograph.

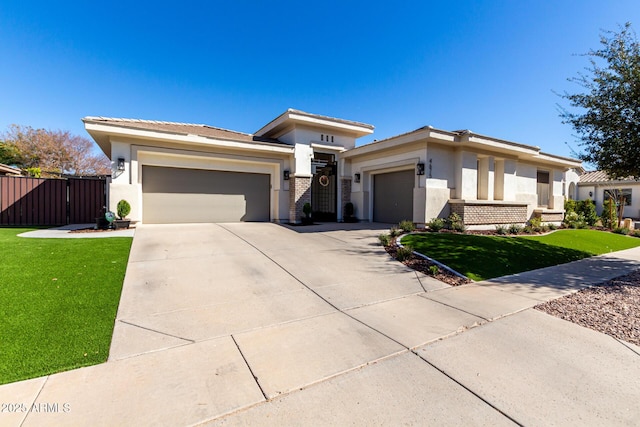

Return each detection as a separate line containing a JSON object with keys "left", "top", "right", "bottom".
{"left": 311, "top": 153, "right": 337, "bottom": 221}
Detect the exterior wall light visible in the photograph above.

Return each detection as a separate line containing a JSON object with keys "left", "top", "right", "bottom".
{"left": 283, "top": 170, "right": 290, "bottom": 180}
{"left": 589, "top": 191, "right": 593, "bottom": 197}
{"left": 354, "top": 173, "right": 361, "bottom": 183}
{"left": 117, "top": 157, "right": 125, "bottom": 171}
{"left": 416, "top": 163, "right": 425, "bottom": 175}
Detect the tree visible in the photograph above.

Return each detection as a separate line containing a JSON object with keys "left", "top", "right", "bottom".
{"left": 559, "top": 22, "right": 640, "bottom": 179}
{"left": 1, "top": 125, "right": 110, "bottom": 176}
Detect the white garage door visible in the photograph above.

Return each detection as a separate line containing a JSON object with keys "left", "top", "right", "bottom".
{"left": 142, "top": 166, "right": 270, "bottom": 223}
{"left": 373, "top": 170, "right": 414, "bottom": 224}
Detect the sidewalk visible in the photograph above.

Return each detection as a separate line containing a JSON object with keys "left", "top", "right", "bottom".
{"left": 1, "top": 224, "right": 639, "bottom": 426}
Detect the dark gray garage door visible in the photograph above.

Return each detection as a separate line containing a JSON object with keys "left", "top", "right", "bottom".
{"left": 373, "top": 170, "right": 414, "bottom": 224}
{"left": 142, "top": 166, "right": 270, "bottom": 223}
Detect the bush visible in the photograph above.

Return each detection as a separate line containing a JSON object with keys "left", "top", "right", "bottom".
{"left": 344, "top": 202, "right": 354, "bottom": 217}
{"left": 613, "top": 227, "right": 630, "bottom": 235}
{"left": 632, "top": 229, "right": 640, "bottom": 238}
{"left": 427, "top": 218, "right": 446, "bottom": 232}
{"left": 578, "top": 199, "right": 598, "bottom": 226}
{"left": 528, "top": 216, "right": 542, "bottom": 232}
{"left": 303, "top": 202, "right": 312, "bottom": 218}
{"left": 398, "top": 220, "right": 415, "bottom": 233}
{"left": 564, "top": 199, "right": 578, "bottom": 215}
{"left": 378, "top": 234, "right": 391, "bottom": 246}
{"left": 495, "top": 225, "right": 508, "bottom": 235}
{"left": 396, "top": 245, "right": 414, "bottom": 262}
{"left": 548, "top": 223, "right": 558, "bottom": 231}
{"left": 389, "top": 227, "right": 401, "bottom": 237}
{"left": 522, "top": 226, "right": 534, "bottom": 234}
{"left": 116, "top": 199, "right": 131, "bottom": 219}
{"left": 508, "top": 224, "right": 522, "bottom": 234}
{"left": 428, "top": 265, "right": 440, "bottom": 276}
{"left": 446, "top": 213, "right": 465, "bottom": 232}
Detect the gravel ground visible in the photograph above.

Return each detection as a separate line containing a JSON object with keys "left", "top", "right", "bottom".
{"left": 535, "top": 270, "right": 640, "bottom": 346}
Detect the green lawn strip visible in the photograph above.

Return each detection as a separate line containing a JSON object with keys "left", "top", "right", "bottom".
{"left": 401, "top": 229, "right": 640, "bottom": 281}
{"left": 0, "top": 228, "right": 132, "bottom": 384}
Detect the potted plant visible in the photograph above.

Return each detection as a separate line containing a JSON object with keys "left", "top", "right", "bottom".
{"left": 114, "top": 199, "right": 131, "bottom": 229}
{"left": 302, "top": 202, "right": 313, "bottom": 225}
{"left": 344, "top": 202, "right": 357, "bottom": 223}
{"left": 95, "top": 206, "right": 110, "bottom": 230}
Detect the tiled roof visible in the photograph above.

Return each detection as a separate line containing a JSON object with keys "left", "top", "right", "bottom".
{"left": 82, "top": 117, "right": 287, "bottom": 145}
{"left": 0, "top": 163, "right": 21, "bottom": 175}
{"left": 579, "top": 170, "right": 638, "bottom": 183}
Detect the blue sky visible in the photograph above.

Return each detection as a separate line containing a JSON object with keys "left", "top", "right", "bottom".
{"left": 1, "top": 1, "right": 639, "bottom": 160}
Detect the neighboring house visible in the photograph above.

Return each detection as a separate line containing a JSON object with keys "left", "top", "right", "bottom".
{"left": 577, "top": 170, "right": 640, "bottom": 219}
{"left": 0, "top": 163, "right": 22, "bottom": 176}
{"left": 83, "top": 109, "right": 581, "bottom": 226}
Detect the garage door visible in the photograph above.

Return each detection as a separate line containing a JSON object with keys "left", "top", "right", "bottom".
{"left": 373, "top": 170, "right": 414, "bottom": 224}
{"left": 142, "top": 166, "right": 270, "bottom": 223}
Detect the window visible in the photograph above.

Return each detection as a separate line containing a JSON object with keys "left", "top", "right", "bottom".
{"left": 604, "top": 188, "right": 632, "bottom": 206}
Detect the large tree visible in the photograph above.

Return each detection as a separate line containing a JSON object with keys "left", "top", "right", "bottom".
{"left": 1, "top": 125, "right": 110, "bottom": 177}
{"left": 559, "top": 22, "right": 640, "bottom": 179}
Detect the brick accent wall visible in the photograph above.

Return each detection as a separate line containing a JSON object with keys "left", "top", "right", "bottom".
{"left": 289, "top": 176, "right": 312, "bottom": 223}
{"left": 341, "top": 178, "right": 351, "bottom": 220}
{"left": 449, "top": 202, "right": 528, "bottom": 225}
{"left": 535, "top": 211, "right": 564, "bottom": 222}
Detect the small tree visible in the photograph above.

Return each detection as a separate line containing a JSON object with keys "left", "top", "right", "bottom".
{"left": 601, "top": 198, "right": 618, "bottom": 229}
{"left": 117, "top": 199, "right": 131, "bottom": 220}
{"left": 558, "top": 23, "right": 640, "bottom": 179}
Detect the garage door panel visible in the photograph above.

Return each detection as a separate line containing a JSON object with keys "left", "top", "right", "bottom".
{"left": 373, "top": 170, "right": 414, "bottom": 224}
{"left": 142, "top": 166, "right": 270, "bottom": 223}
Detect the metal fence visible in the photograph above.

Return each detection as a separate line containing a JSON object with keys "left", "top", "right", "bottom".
{"left": 0, "top": 176, "right": 107, "bottom": 226}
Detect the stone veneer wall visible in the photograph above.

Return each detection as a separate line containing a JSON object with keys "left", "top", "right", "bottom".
{"left": 449, "top": 202, "right": 528, "bottom": 225}
{"left": 536, "top": 211, "right": 564, "bottom": 223}
{"left": 289, "top": 176, "right": 312, "bottom": 223}
{"left": 341, "top": 178, "right": 351, "bottom": 220}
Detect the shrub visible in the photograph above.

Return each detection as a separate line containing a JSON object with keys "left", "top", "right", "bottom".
{"left": 344, "top": 202, "right": 354, "bottom": 217}
{"left": 389, "top": 227, "right": 401, "bottom": 237}
{"left": 523, "top": 226, "right": 534, "bottom": 234}
{"left": 396, "top": 245, "right": 414, "bottom": 261}
{"left": 116, "top": 199, "right": 131, "bottom": 219}
{"left": 528, "top": 216, "right": 542, "bottom": 232}
{"left": 378, "top": 234, "right": 391, "bottom": 246}
{"left": 495, "top": 225, "right": 508, "bottom": 235}
{"left": 446, "top": 213, "right": 465, "bottom": 232}
{"left": 428, "top": 265, "right": 440, "bottom": 276}
{"left": 398, "top": 220, "right": 415, "bottom": 233}
{"left": 632, "top": 229, "right": 640, "bottom": 238}
{"left": 564, "top": 199, "right": 578, "bottom": 215}
{"left": 303, "top": 202, "right": 312, "bottom": 218}
{"left": 548, "top": 223, "right": 558, "bottom": 230}
{"left": 508, "top": 224, "right": 522, "bottom": 234}
{"left": 613, "top": 227, "right": 630, "bottom": 235}
{"left": 578, "top": 199, "right": 598, "bottom": 226}
{"left": 427, "top": 218, "right": 446, "bottom": 232}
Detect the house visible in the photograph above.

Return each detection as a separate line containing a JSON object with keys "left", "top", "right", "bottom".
{"left": 576, "top": 170, "right": 640, "bottom": 219}
{"left": 0, "top": 163, "right": 22, "bottom": 176}
{"left": 83, "top": 109, "right": 581, "bottom": 226}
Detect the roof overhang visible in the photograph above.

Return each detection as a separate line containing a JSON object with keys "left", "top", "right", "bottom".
{"left": 83, "top": 119, "right": 294, "bottom": 159}
{"left": 256, "top": 109, "right": 374, "bottom": 139}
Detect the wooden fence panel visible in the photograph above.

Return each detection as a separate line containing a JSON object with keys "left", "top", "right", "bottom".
{"left": 69, "top": 178, "right": 106, "bottom": 224}
{"left": 0, "top": 176, "right": 106, "bottom": 226}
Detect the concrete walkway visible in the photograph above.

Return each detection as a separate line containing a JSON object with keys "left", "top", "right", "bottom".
{"left": 2, "top": 223, "right": 640, "bottom": 426}
{"left": 18, "top": 223, "right": 135, "bottom": 238}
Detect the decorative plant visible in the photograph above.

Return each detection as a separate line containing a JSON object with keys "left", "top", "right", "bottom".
{"left": 395, "top": 245, "right": 414, "bottom": 262}
{"left": 378, "top": 234, "right": 391, "bottom": 246}
{"left": 117, "top": 199, "right": 131, "bottom": 220}
{"left": 427, "top": 218, "right": 445, "bottom": 232}
{"left": 344, "top": 202, "right": 355, "bottom": 222}
{"left": 303, "top": 202, "right": 312, "bottom": 219}
{"left": 398, "top": 220, "right": 415, "bottom": 233}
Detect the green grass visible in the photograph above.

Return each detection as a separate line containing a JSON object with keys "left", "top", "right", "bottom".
{"left": 0, "top": 228, "right": 132, "bottom": 384}
{"left": 402, "top": 229, "right": 640, "bottom": 281}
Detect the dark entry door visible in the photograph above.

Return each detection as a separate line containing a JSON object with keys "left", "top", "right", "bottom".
{"left": 311, "top": 153, "right": 337, "bottom": 221}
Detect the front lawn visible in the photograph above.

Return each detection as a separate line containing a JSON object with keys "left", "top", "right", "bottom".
{"left": 401, "top": 229, "right": 640, "bottom": 281}
{"left": 0, "top": 228, "right": 132, "bottom": 384}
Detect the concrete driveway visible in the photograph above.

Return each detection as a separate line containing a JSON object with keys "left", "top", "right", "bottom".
{"left": 3, "top": 223, "right": 640, "bottom": 426}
